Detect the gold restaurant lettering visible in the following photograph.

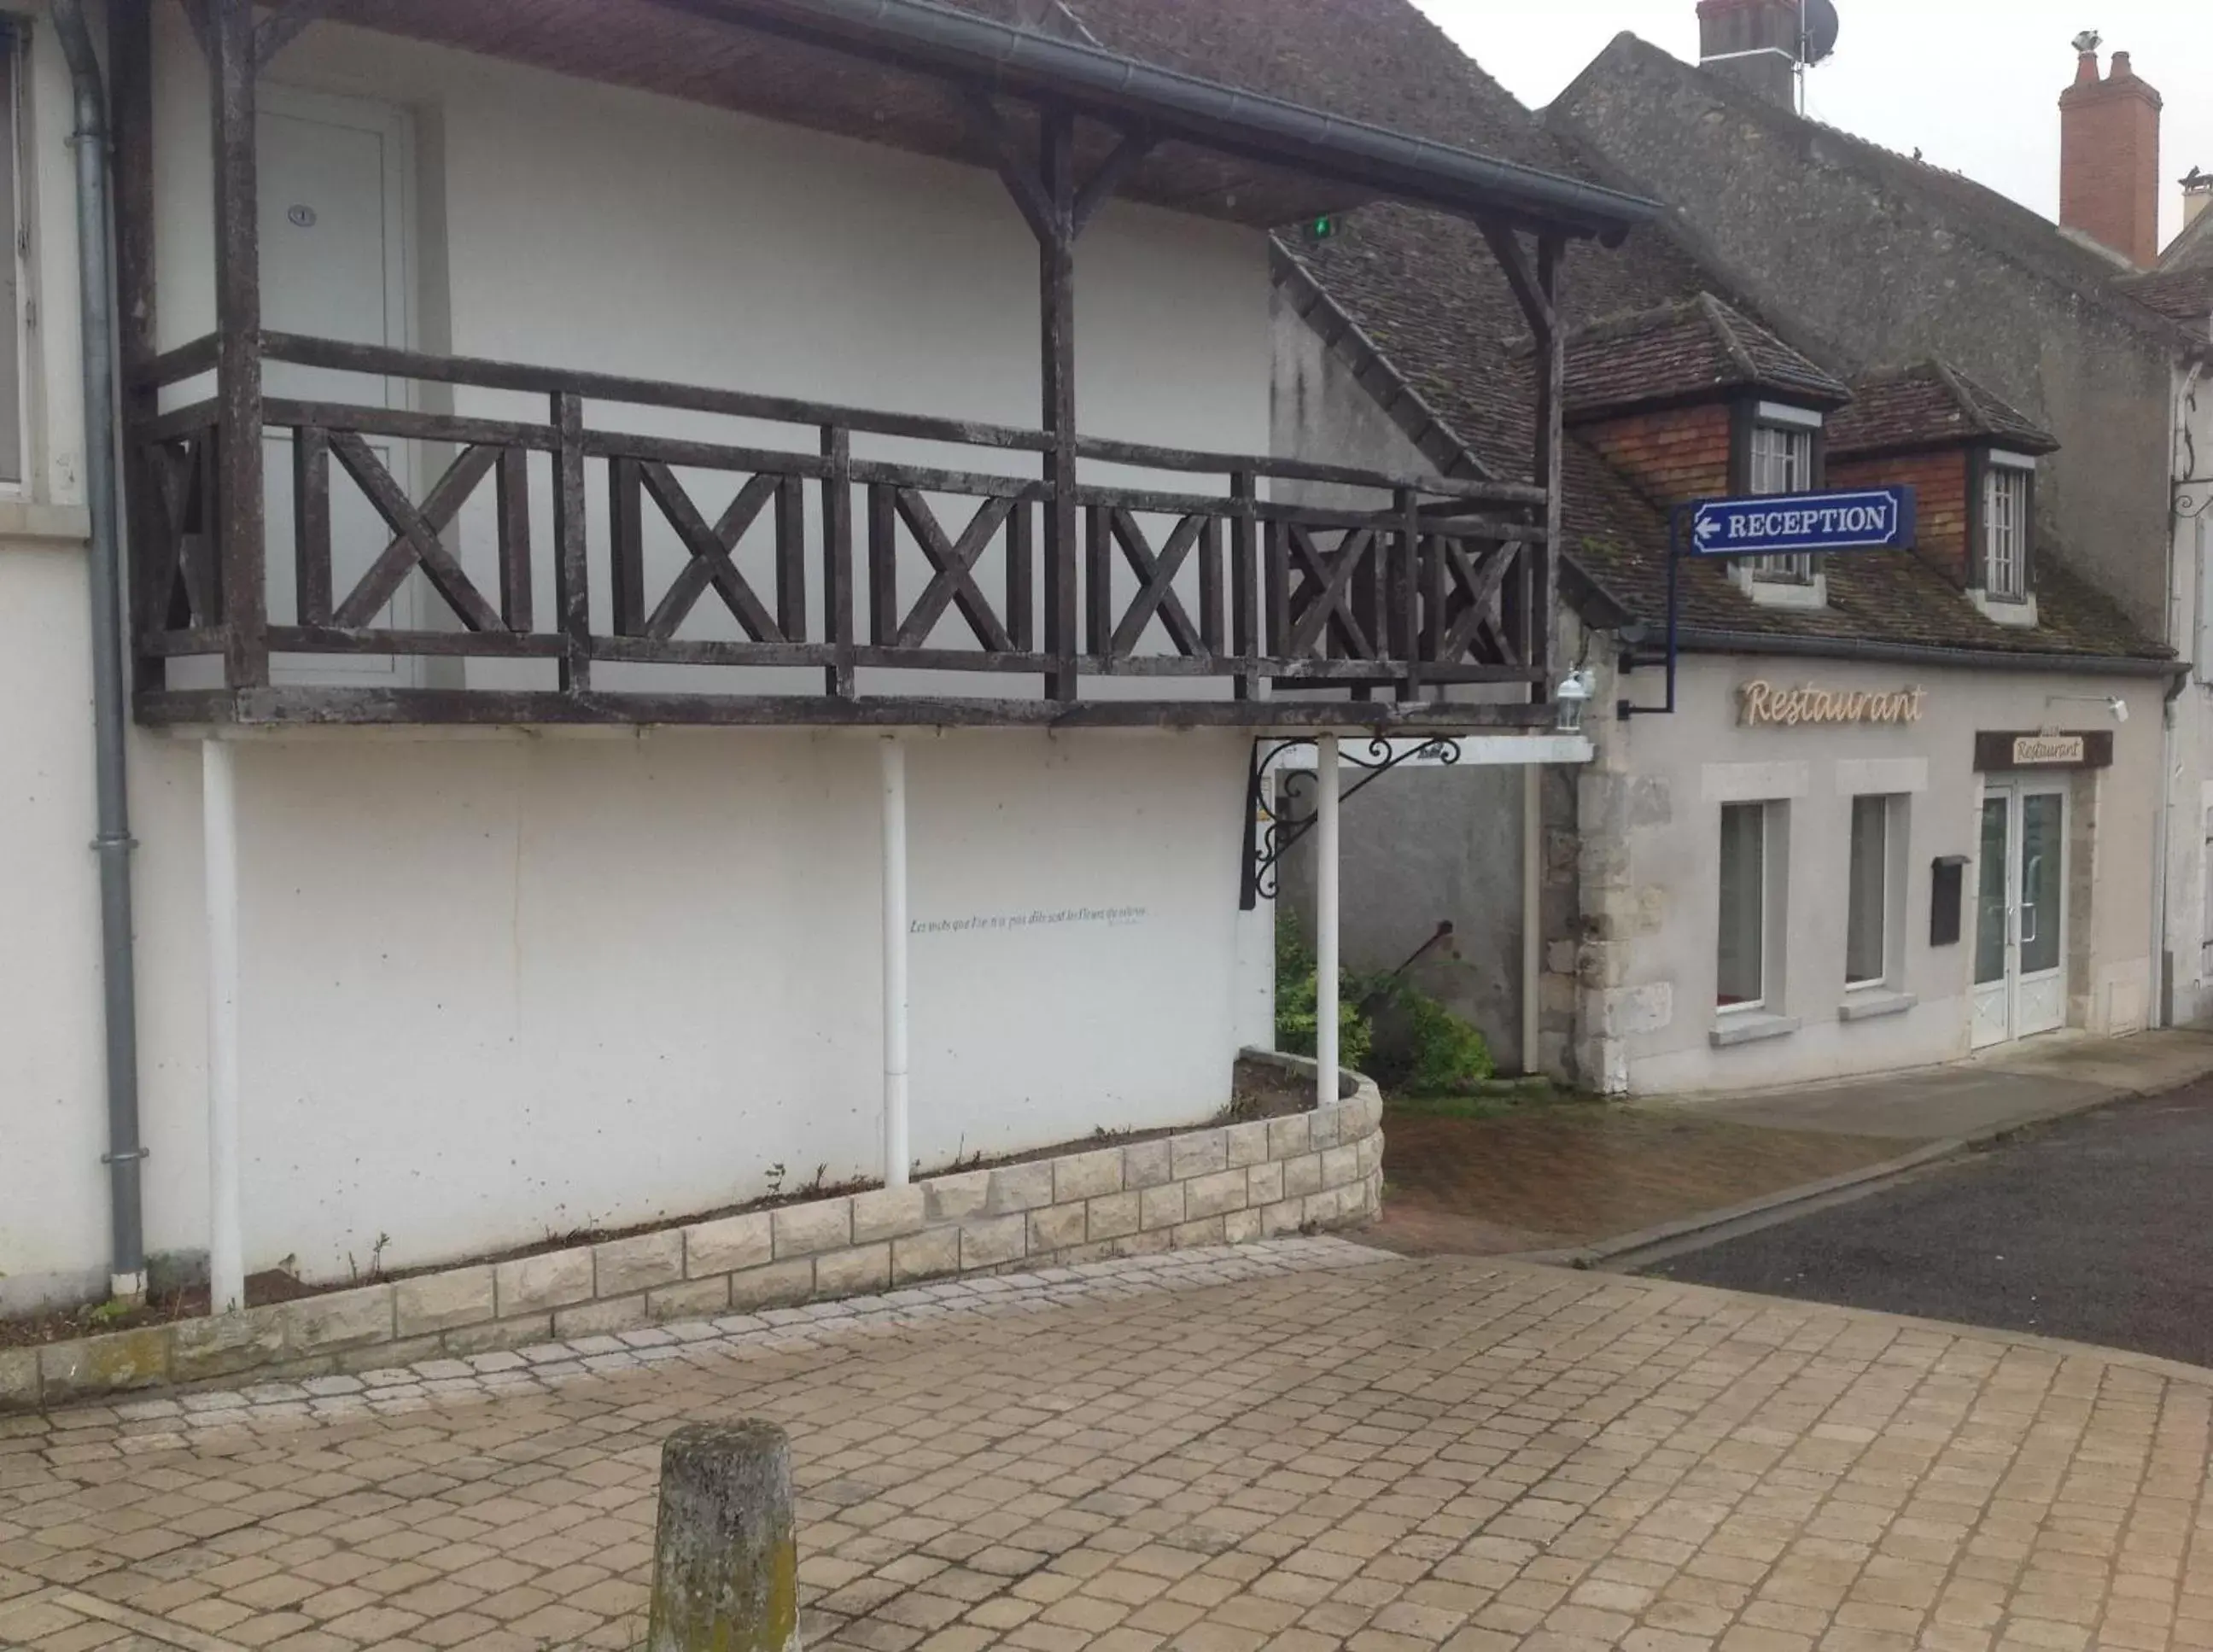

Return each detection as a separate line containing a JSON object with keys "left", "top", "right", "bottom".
{"left": 1737, "top": 680, "right": 1927, "bottom": 728}
{"left": 2011, "top": 734, "right": 2086, "bottom": 765}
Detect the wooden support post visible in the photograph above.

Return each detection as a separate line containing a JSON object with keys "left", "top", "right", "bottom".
{"left": 1394, "top": 487, "right": 1422, "bottom": 703}
{"left": 1531, "top": 237, "right": 1566, "bottom": 699}
{"left": 496, "top": 447, "right": 532, "bottom": 632}
{"left": 1231, "top": 470, "right": 1260, "bottom": 700}
{"left": 647, "top": 1422, "right": 800, "bottom": 1652}
{"left": 820, "top": 425, "right": 855, "bottom": 698}
{"left": 1006, "top": 495, "right": 1034, "bottom": 652}
{"left": 609, "top": 456, "right": 645, "bottom": 636}
{"left": 1037, "top": 108, "right": 1079, "bottom": 703}
{"left": 112, "top": 0, "right": 159, "bottom": 688}
{"left": 552, "top": 393, "right": 591, "bottom": 692}
{"left": 291, "top": 427, "right": 331, "bottom": 626}
{"left": 210, "top": 0, "right": 268, "bottom": 690}
{"left": 1083, "top": 501, "right": 1110, "bottom": 659}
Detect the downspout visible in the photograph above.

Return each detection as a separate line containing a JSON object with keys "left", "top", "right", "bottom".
{"left": 52, "top": 0, "right": 147, "bottom": 1302}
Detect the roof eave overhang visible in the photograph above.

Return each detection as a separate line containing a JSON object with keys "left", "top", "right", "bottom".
{"left": 1828, "top": 432, "right": 2061, "bottom": 463}
{"left": 648, "top": 0, "right": 1662, "bottom": 241}
{"left": 1564, "top": 381, "right": 1849, "bottom": 425}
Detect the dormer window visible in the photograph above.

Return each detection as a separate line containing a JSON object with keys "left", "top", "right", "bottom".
{"left": 1971, "top": 451, "right": 2039, "bottom": 627}
{"left": 1748, "top": 416, "right": 1816, "bottom": 581}
{"left": 1733, "top": 402, "right": 1826, "bottom": 608}
{"left": 1982, "top": 454, "right": 2032, "bottom": 600}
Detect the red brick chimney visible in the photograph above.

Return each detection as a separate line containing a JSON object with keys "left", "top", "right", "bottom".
{"left": 2059, "top": 37, "right": 2163, "bottom": 267}
{"left": 1696, "top": 0, "right": 1801, "bottom": 108}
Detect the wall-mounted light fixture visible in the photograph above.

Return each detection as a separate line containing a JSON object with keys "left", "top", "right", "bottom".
{"left": 2044, "top": 692, "right": 2128, "bottom": 725}
{"left": 1556, "top": 668, "right": 1596, "bottom": 734}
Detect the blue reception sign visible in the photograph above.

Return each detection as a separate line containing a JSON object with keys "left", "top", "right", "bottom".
{"left": 1685, "top": 487, "right": 1917, "bottom": 558}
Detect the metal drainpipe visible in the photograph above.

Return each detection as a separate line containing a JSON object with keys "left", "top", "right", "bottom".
{"left": 51, "top": 0, "right": 148, "bottom": 1303}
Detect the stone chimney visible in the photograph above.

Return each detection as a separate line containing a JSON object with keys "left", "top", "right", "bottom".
{"left": 2059, "top": 37, "right": 2163, "bottom": 267}
{"left": 2185, "top": 167, "right": 2211, "bottom": 236}
{"left": 1696, "top": 0, "right": 1800, "bottom": 108}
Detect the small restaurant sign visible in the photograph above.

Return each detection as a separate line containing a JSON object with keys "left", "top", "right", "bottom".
{"left": 1975, "top": 730, "right": 2112, "bottom": 772}
{"left": 1737, "top": 680, "right": 1926, "bottom": 727}
{"left": 2011, "top": 734, "right": 2083, "bottom": 765}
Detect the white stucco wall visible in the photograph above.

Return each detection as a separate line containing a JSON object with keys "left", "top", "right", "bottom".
{"left": 3, "top": 15, "right": 1282, "bottom": 1309}
{"left": 146, "top": 12, "right": 1271, "bottom": 704}
{"left": 0, "top": 5, "right": 137, "bottom": 1311}
{"left": 1591, "top": 654, "right": 2162, "bottom": 1095}
{"left": 2163, "top": 359, "right": 2213, "bottom": 1028}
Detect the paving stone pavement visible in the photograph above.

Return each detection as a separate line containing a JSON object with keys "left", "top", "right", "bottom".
{"left": 3, "top": 1237, "right": 2213, "bottom": 1652}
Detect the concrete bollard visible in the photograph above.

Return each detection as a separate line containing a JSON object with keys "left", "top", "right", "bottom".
{"left": 647, "top": 1420, "right": 802, "bottom": 1652}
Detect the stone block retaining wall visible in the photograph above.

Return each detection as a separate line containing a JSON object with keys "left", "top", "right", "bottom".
{"left": 0, "top": 1054, "right": 1381, "bottom": 1414}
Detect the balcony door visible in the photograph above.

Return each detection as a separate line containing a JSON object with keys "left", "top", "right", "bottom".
{"left": 1972, "top": 782, "right": 2068, "bottom": 1048}
{"left": 258, "top": 85, "right": 417, "bottom": 682}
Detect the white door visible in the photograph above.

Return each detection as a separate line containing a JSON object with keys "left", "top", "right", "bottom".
{"left": 1972, "top": 782, "right": 2069, "bottom": 1048}
{"left": 258, "top": 85, "right": 416, "bottom": 680}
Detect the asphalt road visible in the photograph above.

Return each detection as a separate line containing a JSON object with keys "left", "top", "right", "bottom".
{"left": 1644, "top": 1082, "right": 2213, "bottom": 1369}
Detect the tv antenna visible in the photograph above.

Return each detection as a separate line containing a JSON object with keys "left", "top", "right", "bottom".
{"left": 1796, "top": 0, "right": 1840, "bottom": 114}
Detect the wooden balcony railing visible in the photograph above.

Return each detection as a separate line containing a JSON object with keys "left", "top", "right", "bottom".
{"left": 128, "top": 334, "right": 1556, "bottom": 729}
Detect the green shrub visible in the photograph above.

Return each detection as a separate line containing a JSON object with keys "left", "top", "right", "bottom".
{"left": 1397, "top": 986, "right": 1495, "bottom": 1093}
{"left": 1274, "top": 922, "right": 1375, "bottom": 1074}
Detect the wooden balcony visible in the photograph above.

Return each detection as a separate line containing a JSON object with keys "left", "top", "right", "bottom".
{"left": 129, "top": 334, "right": 1561, "bottom": 731}
{"left": 108, "top": 3, "right": 1656, "bottom": 733}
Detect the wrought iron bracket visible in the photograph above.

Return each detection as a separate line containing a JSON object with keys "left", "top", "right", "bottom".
{"left": 1239, "top": 736, "right": 1464, "bottom": 910}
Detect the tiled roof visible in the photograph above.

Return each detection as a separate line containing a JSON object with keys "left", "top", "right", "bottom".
{"left": 2158, "top": 198, "right": 2213, "bottom": 272}
{"left": 1033, "top": 0, "right": 1575, "bottom": 165}
{"left": 2122, "top": 266, "right": 2213, "bottom": 326}
{"left": 1029, "top": 0, "right": 2167, "bottom": 668}
{"left": 1548, "top": 33, "right": 2206, "bottom": 361}
{"left": 1562, "top": 294, "right": 1850, "bottom": 418}
{"left": 1826, "top": 362, "right": 2058, "bottom": 458}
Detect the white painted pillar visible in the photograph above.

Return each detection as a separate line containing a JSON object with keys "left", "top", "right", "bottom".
{"left": 880, "top": 737, "right": 910, "bottom": 1188}
{"left": 1315, "top": 733, "right": 1340, "bottom": 1106}
{"left": 202, "top": 738, "right": 245, "bottom": 1316}
{"left": 1521, "top": 765, "right": 1542, "bottom": 1074}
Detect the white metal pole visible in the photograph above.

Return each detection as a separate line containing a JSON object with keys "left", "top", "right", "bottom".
{"left": 880, "top": 737, "right": 910, "bottom": 1188}
{"left": 1315, "top": 733, "right": 1340, "bottom": 1106}
{"left": 1521, "top": 765, "right": 1542, "bottom": 1073}
{"left": 202, "top": 738, "right": 245, "bottom": 1316}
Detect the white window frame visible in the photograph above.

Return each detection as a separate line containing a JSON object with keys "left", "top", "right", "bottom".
{"left": 1732, "top": 404, "right": 1825, "bottom": 609}
{"left": 1844, "top": 793, "right": 1905, "bottom": 992}
{"left": 1982, "top": 452, "right": 2035, "bottom": 604}
{"left": 1718, "top": 800, "right": 1778, "bottom": 1013}
{"left": 1746, "top": 419, "right": 1816, "bottom": 583}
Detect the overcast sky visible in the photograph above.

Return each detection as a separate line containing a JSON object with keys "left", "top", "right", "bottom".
{"left": 1410, "top": 1, "right": 2210, "bottom": 252}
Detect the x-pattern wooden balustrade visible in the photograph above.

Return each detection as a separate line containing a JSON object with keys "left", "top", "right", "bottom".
{"left": 126, "top": 333, "right": 1556, "bottom": 727}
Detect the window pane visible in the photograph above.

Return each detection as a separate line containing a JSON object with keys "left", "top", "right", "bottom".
{"left": 1846, "top": 796, "right": 1888, "bottom": 985}
{"left": 1718, "top": 803, "right": 1766, "bottom": 1007}
{"left": 1975, "top": 797, "right": 2008, "bottom": 986}
{"left": 1985, "top": 467, "right": 2028, "bottom": 600}
{"left": 1749, "top": 423, "right": 1815, "bottom": 584}
{"left": 2020, "top": 792, "right": 2064, "bottom": 975}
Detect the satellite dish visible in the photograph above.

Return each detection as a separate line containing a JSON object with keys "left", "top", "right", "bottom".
{"left": 1802, "top": 0, "right": 1840, "bottom": 64}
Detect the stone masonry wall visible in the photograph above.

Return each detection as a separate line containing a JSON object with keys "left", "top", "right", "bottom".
{"left": 0, "top": 1057, "right": 1383, "bottom": 1415}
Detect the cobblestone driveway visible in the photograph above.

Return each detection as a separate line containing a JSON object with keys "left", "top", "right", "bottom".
{"left": 4, "top": 1238, "right": 2211, "bottom": 1652}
